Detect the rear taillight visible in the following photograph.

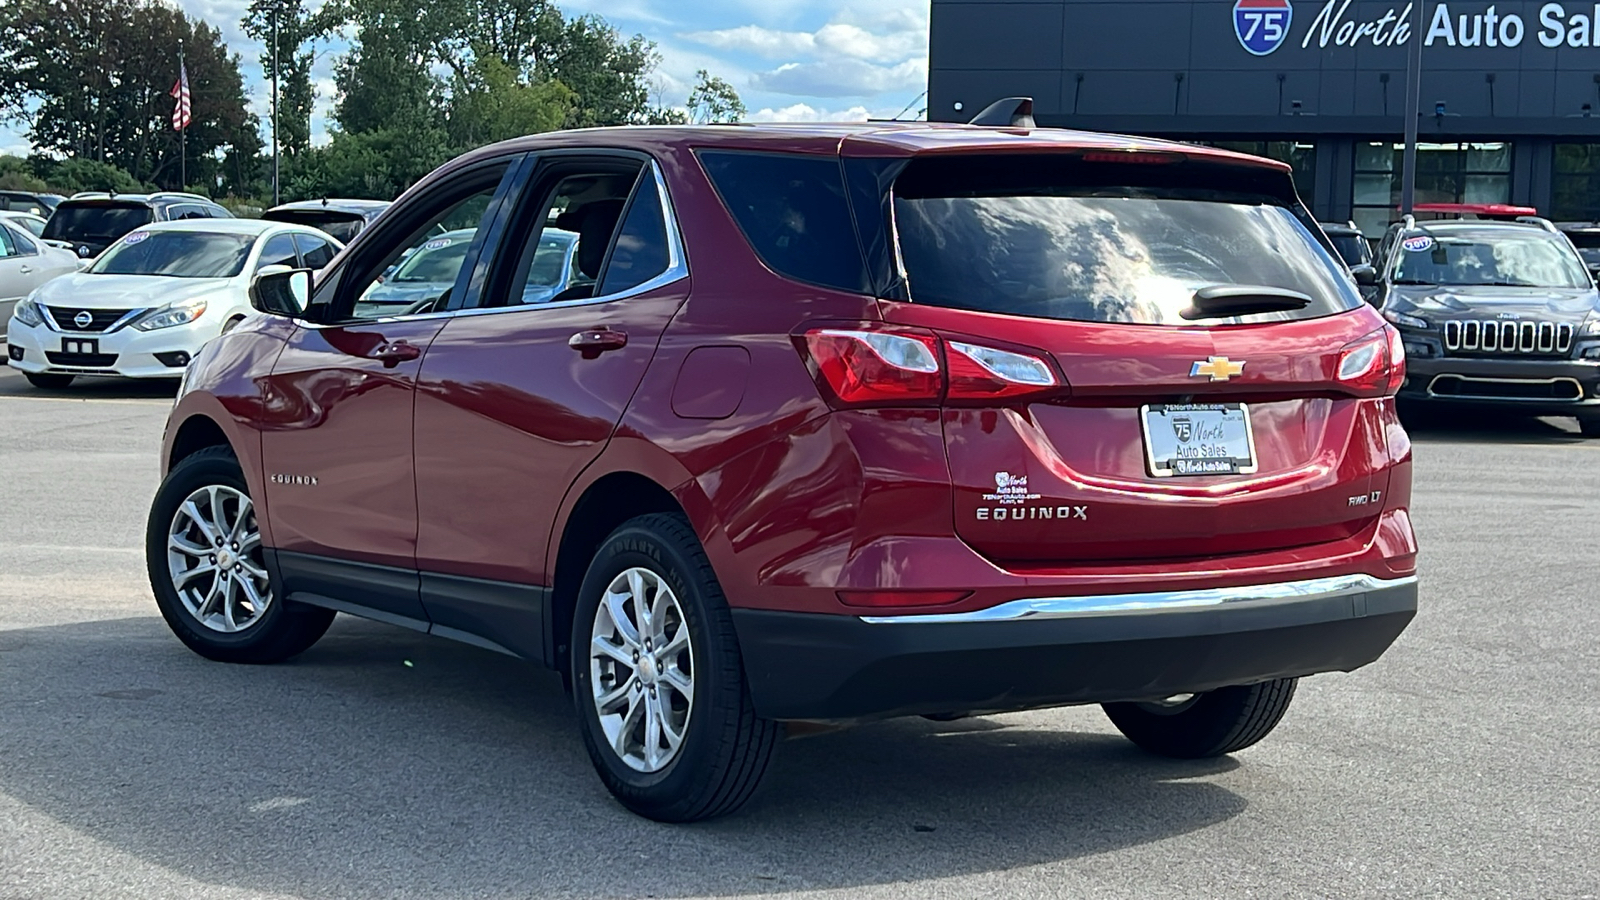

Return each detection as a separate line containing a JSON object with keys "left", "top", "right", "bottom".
{"left": 801, "top": 327, "right": 1062, "bottom": 407}
{"left": 1336, "top": 326, "right": 1403, "bottom": 397}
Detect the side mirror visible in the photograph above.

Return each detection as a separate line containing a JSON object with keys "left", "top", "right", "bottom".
{"left": 251, "top": 267, "right": 312, "bottom": 318}
{"left": 1349, "top": 264, "right": 1379, "bottom": 286}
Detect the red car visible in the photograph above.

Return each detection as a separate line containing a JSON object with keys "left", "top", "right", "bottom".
{"left": 146, "top": 124, "right": 1419, "bottom": 822}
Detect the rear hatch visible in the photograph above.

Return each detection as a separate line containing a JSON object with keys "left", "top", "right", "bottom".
{"left": 40, "top": 201, "right": 153, "bottom": 258}
{"left": 261, "top": 208, "right": 369, "bottom": 244}
{"left": 878, "top": 152, "right": 1400, "bottom": 564}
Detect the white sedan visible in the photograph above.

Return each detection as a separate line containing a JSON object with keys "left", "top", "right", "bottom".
{"left": 5, "top": 218, "right": 341, "bottom": 389}
{"left": 1, "top": 217, "right": 83, "bottom": 347}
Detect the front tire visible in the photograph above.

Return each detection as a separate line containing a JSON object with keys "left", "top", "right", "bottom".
{"left": 1102, "top": 678, "right": 1297, "bottom": 759}
{"left": 571, "top": 513, "right": 780, "bottom": 822}
{"left": 1577, "top": 415, "right": 1600, "bottom": 438}
{"left": 24, "top": 372, "right": 74, "bottom": 389}
{"left": 146, "top": 445, "right": 334, "bottom": 663}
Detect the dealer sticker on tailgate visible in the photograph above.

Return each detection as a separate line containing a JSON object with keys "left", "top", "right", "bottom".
{"left": 1141, "top": 403, "right": 1259, "bottom": 477}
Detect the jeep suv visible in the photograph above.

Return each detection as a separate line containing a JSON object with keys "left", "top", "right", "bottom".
{"left": 1375, "top": 216, "right": 1600, "bottom": 433}
{"left": 146, "top": 125, "right": 1419, "bottom": 822}
{"left": 42, "top": 192, "right": 231, "bottom": 260}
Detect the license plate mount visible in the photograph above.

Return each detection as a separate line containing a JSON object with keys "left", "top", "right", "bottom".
{"left": 61, "top": 337, "right": 99, "bottom": 355}
{"left": 1141, "top": 403, "right": 1258, "bottom": 477}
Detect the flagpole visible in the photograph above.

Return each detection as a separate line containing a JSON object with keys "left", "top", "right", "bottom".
{"left": 178, "top": 43, "right": 187, "bottom": 190}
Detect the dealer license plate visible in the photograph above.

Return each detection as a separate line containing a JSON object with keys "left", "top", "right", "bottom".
{"left": 61, "top": 337, "right": 99, "bottom": 355}
{"left": 1141, "top": 403, "right": 1258, "bottom": 477}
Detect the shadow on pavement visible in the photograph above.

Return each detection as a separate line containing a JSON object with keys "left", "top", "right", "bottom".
{"left": 1399, "top": 403, "right": 1589, "bottom": 445}
{"left": 0, "top": 365, "right": 179, "bottom": 400}
{"left": 0, "top": 615, "right": 1247, "bottom": 897}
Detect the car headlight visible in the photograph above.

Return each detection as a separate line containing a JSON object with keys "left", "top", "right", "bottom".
{"left": 12, "top": 296, "right": 45, "bottom": 328}
{"left": 134, "top": 298, "right": 208, "bottom": 331}
{"left": 1383, "top": 309, "right": 1429, "bottom": 329}
{"left": 1583, "top": 316, "right": 1600, "bottom": 335}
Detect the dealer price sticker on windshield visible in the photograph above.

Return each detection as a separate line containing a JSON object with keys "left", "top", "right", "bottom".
{"left": 1141, "top": 403, "right": 1259, "bottom": 477}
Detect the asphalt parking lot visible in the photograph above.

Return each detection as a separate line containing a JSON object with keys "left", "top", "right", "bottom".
{"left": 0, "top": 362, "right": 1595, "bottom": 899}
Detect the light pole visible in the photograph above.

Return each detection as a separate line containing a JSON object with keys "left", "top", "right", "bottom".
{"left": 1400, "top": 0, "right": 1424, "bottom": 215}
{"left": 271, "top": 2, "right": 280, "bottom": 206}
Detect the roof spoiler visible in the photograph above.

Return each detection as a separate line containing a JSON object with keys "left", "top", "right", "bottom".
{"left": 968, "top": 97, "right": 1035, "bottom": 128}
{"left": 1515, "top": 215, "right": 1558, "bottom": 232}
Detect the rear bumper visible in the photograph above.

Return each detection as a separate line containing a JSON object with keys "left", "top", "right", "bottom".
{"left": 733, "top": 573, "right": 1417, "bottom": 721}
{"left": 1399, "top": 354, "right": 1600, "bottom": 414}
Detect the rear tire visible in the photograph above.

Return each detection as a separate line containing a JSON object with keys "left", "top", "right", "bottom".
{"left": 570, "top": 513, "right": 780, "bottom": 822}
{"left": 24, "top": 372, "right": 74, "bottom": 389}
{"left": 146, "top": 445, "right": 334, "bottom": 663}
{"left": 1103, "top": 678, "right": 1297, "bottom": 759}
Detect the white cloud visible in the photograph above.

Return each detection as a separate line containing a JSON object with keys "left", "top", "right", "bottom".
{"left": 752, "top": 58, "right": 926, "bottom": 99}
{"left": 745, "top": 103, "right": 870, "bottom": 123}
{"left": 681, "top": 8, "right": 927, "bottom": 63}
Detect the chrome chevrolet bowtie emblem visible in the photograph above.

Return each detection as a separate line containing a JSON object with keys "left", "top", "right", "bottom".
{"left": 1190, "top": 356, "right": 1245, "bottom": 382}
{"left": 73, "top": 311, "right": 93, "bottom": 329}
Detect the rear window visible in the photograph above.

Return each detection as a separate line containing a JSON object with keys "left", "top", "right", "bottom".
{"left": 89, "top": 231, "right": 254, "bottom": 278}
{"left": 698, "top": 151, "right": 870, "bottom": 294}
{"left": 42, "top": 203, "right": 153, "bottom": 242}
{"left": 1329, "top": 234, "right": 1371, "bottom": 267}
{"left": 891, "top": 156, "right": 1362, "bottom": 326}
{"left": 263, "top": 210, "right": 366, "bottom": 244}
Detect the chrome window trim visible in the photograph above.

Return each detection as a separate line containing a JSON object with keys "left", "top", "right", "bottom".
{"left": 307, "top": 159, "right": 686, "bottom": 329}
{"left": 857, "top": 574, "right": 1417, "bottom": 624}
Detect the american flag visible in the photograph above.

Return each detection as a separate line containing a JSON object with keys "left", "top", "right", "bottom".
{"left": 170, "top": 63, "right": 191, "bottom": 131}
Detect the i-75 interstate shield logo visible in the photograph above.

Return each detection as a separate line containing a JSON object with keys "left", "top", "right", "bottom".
{"left": 1234, "top": 0, "right": 1292, "bottom": 55}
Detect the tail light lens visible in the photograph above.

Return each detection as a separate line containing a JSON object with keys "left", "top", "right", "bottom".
{"left": 801, "top": 327, "right": 1063, "bottom": 407}
{"left": 1337, "top": 326, "right": 1403, "bottom": 397}
{"left": 803, "top": 329, "right": 943, "bottom": 405}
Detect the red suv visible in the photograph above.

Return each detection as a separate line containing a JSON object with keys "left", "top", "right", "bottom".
{"left": 147, "top": 124, "right": 1419, "bottom": 822}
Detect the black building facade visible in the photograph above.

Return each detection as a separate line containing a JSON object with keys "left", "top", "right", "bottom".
{"left": 929, "top": 0, "right": 1600, "bottom": 234}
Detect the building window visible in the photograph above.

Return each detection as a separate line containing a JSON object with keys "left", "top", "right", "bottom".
{"left": 1552, "top": 144, "right": 1600, "bottom": 222}
{"left": 1210, "top": 141, "right": 1316, "bottom": 201}
{"left": 1352, "top": 141, "right": 1512, "bottom": 237}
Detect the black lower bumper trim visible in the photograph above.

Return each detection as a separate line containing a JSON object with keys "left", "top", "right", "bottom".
{"left": 732, "top": 578, "right": 1417, "bottom": 721}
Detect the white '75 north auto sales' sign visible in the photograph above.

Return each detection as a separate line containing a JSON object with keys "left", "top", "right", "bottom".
{"left": 1234, "top": 0, "right": 1600, "bottom": 53}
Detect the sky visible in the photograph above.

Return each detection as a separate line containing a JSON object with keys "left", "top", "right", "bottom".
{"left": 0, "top": 0, "right": 931, "bottom": 156}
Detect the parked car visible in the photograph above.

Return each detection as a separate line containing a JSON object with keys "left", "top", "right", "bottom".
{"left": 0, "top": 190, "right": 65, "bottom": 217}
{"left": 0, "top": 210, "right": 49, "bottom": 238}
{"left": 1554, "top": 221, "right": 1600, "bottom": 278}
{"left": 147, "top": 124, "right": 1418, "bottom": 822}
{"left": 359, "top": 227, "right": 579, "bottom": 314}
{"left": 6, "top": 219, "right": 340, "bottom": 388}
{"left": 1320, "top": 220, "right": 1374, "bottom": 271}
{"left": 40, "top": 191, "right": 232, "bottom": 261}
{"left": 261, "top": 198, "right": 390, "bottom": 245}
{"left": 1374, "top": 216, "right": 1600, "bottom": 432}
{"left": 0, "top": 218, "right": 83, "bottom": 347}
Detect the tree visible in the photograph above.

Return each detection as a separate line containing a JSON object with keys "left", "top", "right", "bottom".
{"left": 448, "top": 56, "right": 573, "bottom": 147}
{"left": 243, "top": 0, "right": 317, "bottom": 159}
{"left": 686, "top": 70, "right": 744, "bottom": 124}
{"left": 0, "top": 0, "right": 258, "bottom": 191}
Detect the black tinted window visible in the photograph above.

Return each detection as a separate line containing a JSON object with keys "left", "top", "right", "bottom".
{"left": 598, "top": 175, "right": 671, "bottom": 295}
{"left": 892, "top": 156, "right": 1361, "bottom": 326}
{"left": 41, "top": 204, "right": 153, "bottom": 241}
{"left": 1329, "top": 235, "right": 1371, "bottom": 267}
{"left": 698, "top": 151, "right": 869, "bottom": 294}
{"left": 89, "top": 231, "right": 253, "bottom": 278}
{"left": 294, "top": 233, "right": 336, "bottom": 268}
{"left": 257, "top": 234, "right": 299, "bottom": 270}
{"left": 267, "top": 211, "right": 365, "bottom": 244}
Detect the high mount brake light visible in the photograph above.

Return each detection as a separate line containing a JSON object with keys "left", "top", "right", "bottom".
{"left": 1336, "top": 326, "right": 1404, "bottom": 397}
{"left": 801, "top": 328, "right": 1062, "bottom": 407}
{"left": 1079, "top": 150, "right": 1185, "bottom": 165}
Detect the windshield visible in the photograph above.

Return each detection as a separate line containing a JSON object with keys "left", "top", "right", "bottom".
{"left": 41, "top": 203, "right": 152, "bottom": 242}
{"left": 89, "top": 231, "right": 254, "bottom": 278}
{"left": 264, "top": 211, "right": 365, "bottom": 244}
{"left": 1392, "top": 230, "right": 1592, "bottom": 288}
{"left": 894, "top": 192, "right": 1359, "bottom": 326}
{"left": 526, "top": 236, "right": 571, "bottom": 286}
{"left": 392, "top": 235, "right": 471, "bottom": 283}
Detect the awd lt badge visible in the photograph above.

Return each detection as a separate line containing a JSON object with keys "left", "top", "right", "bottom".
{"left": 1190, "top": 356, "right": 1245, "bottom": 382}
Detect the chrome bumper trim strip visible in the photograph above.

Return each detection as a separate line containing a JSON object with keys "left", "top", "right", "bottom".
{"left": 858, "top": 574, "right": 1418, "bottom": 624}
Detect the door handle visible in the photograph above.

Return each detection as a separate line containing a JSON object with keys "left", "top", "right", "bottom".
{"left": 368, "top": 340, "right": 422, "bottom": 368}
{"left": 568, "top": 328, "right": 628, "bottom": 359}
{"left": 18, "top": 266, "right": 31, "bottom": 275}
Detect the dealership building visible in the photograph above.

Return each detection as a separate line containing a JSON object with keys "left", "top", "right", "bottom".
{"left": 929, "top": 0, "right": 1600, "bottom": 235}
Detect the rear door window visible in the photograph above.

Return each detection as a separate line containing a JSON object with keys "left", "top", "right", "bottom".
{"left": 256, "top": 234, "right": 300, "bottom": 271}
{"left": 891, "top": 155, "right": 1361, "bottom": 326}
{"left": 596, "top": 172, "right": 671, "bottom": 296}
{"left": 698, "top": 151, "right": 870, "bottom": 294}
{"left": 41, "top": 203, "right": 153, "bottom": 243}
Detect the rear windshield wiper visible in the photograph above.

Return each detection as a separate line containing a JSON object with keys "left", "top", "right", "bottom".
{"left": 1181, "top": 284, "right": 1313, "bottom": 321}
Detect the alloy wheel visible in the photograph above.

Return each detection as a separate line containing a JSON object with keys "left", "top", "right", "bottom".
{"left": 589, "top": 566, "right": 695, "bottom": 773}
{"left": 166, "top": 485, "right": 272, "bottom": 633}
